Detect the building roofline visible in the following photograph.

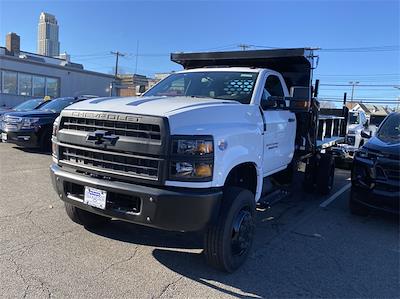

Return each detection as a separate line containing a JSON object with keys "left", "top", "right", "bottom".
{"left": 0, "top": 53, "right": 115, "bottom": 79}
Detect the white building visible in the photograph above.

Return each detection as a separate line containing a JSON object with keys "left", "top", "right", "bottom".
{"left": 1, "top": 33, "right": 116, "bottom": 108}
{"left": 37, "top": 12, "right": 60, "bottom": 57}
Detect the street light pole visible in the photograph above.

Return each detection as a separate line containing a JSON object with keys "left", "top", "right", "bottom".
{"left": 394, "top": 86, "right": 400, "bottom": 111}
{"left": 349, "top": 81, "right": 360, "bottom": 102}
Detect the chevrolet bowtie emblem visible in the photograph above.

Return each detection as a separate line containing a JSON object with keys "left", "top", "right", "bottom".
{"left": 86, "top": 130, "right": 119, "bottom": 146}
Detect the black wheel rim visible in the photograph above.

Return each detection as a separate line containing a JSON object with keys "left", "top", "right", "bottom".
{"left": 231, "top": 209, "right": 254, "bottom": 257}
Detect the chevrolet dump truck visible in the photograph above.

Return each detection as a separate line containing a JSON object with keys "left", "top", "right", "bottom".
{"left": 50, "top": 48, "right": 347, "bottom": 272}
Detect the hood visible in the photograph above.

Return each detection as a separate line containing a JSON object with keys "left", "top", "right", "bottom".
{"left": 348, "top": 124, "right": 363, "bottom": 132}
{"left": 2, "top": 110, "right": 57, "bottom": 118}
{"left": 364, "top": 135, "right": 400, "bottom": 158}
{"left": 0, "top": 109, "right": 13, "bottom": 116}
{"left": 64, "top": 96, "right": 240, "bottom": 117}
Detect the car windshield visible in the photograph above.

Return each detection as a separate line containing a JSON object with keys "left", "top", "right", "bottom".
{"left": 144, "top": 71, "right": 259, "bottom": 104}
{"left": 377, "top": 113, "right": 400, "bottom": 141}
{"left": 369, "top": 115, "right": 386, "bottom": 126}
{"left": 348, "top": 112, "right": 359, "bottom": 125}
{"left": 38, "top": 97, "right": 75, "bottom": 113}
{"left": 13, "top": 99, "right": 44, "bottom": 111}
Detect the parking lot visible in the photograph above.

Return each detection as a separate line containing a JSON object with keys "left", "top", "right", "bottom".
{"left": 0, "top": 142, "right": 398, "bottom": 298}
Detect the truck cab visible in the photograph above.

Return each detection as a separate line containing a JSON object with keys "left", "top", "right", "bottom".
{"left": 50, "top": 48, "right": 344, "bottom": 272}
{"left": 347, "top": 110, "right": 368, "bottom": 148}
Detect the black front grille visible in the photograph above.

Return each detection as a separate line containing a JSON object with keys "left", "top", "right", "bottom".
{"left": 61, "top": 116, "right": 161, "bottom": 141}
{"left": 381, "top": 166, "right": 400, "bottom": 180}
{"left": 60, "top": 144, "right": 160, "bottom": 180}
{"left": 346, "top": 135, "right": 356, "bottom": 146}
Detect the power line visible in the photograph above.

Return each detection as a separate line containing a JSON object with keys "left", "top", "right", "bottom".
{"left": 320, "top": 83, "right": 399, "bottom": 87}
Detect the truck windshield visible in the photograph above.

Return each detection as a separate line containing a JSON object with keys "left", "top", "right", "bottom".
{"left": 144, "top": 71, "right": 259, "bottom": 104}
{"left": 348, "top": 112, "right": 359, "bottom": 125}
{"left": 38, "top": 97, "right": 75, "bottom": 113}
{"left": 377, "top": 113, "right": 400, "bottom": 141}
{"left": 13, "top": 98, "right": 44, "bottom": 111}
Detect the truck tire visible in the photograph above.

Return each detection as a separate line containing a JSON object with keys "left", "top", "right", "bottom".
{"left": 204, "top": 187, "right": 255, "bottom": 272}
{"left": 349, "top": 188, "right": 369, "bottom": 216}
{"left": 65, "top": 202, "right": 111, "bottom": 228}
{"left": 39, "top": 129, "right": 52, "bottom": 152}
{"left": 316, "top": 155, "right": 335, "bottom": 195}
{"left": 303, "top": 158, "right": 316, "bottom": 192}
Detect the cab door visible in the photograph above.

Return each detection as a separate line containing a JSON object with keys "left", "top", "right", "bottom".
{"left": 261, "top": 74, "right": 296, "bottom": 175}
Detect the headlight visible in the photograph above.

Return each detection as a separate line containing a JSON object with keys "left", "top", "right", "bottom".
{"left": 53, "top": 116, "right": 61, "bottom": 136}
{"left": 172, "top": 138, "right": 213, "bottom": 155}
{"left": 170, "top": 136, "right": 214, "bottom": 181}
{"left": 21, "top": 117, "right": 40, "bottom": 129}
{"left": 170, "top": 161, "right": 213, "bottom": 180}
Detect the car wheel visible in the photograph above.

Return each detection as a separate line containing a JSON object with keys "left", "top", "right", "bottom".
{"left": 65, "top": 202, "right": 111, "bottom": 228}
{"left": 204, "top": 187, "right": 255, "bottom": 272}
{"left": 316, "top": 154, "right": 335, "bottom": 195}
{"left": 39, "top": 129, "right": 52, "bottom": 152}
{"left": 303, "top": 158, "right": 316, "bottom": 192}
{"left": 349, "top": 188, "right": 369, "bottom": 216}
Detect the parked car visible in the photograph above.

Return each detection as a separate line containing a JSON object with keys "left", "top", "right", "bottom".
{"left": 1, "top": 96, "right": 95, "bottom": 150}
{"left": 50, "top": 48, "right": 348, "bottom": 272}
{"left": 0, "top": 97, "right": 52, "bottom": 117}
{"left": 350, "top": 112, "right": 400, "bottom": 215}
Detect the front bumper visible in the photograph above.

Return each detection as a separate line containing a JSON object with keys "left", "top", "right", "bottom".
{"left": 331, "top": 144, "right": 357, "bottom": 162}
{"left": 351, "top": 156, "right": 400, "bottom": 214}
{"left": 50, "top": 163, "right": 222, "bottom": 232}
{"left": 1, "top": 130, "right": 39, "bottom": 147}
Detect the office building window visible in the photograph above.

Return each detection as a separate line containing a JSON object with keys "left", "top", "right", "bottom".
{"left": 2, "top": 71, "right": 18, "bottom": 94}
{"left": 46, "top": 77, "right": 59, "bottom": 98}
{"left": 33, "top": 76, "right": 45, "bottom": 97}
{"left": 19, "top": 73, "right": 32, "bottom": 96}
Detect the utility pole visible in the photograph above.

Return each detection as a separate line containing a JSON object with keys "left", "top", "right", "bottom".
{"left": 394, "top": 87, "right": 400, "bottom": 111}
{"left": 134, "top": 41, "right": 139, "bottom": 76}
{"left": 349, "top": 81, "right": 360, "bottom": 102}
{"left": 238, "top": 44, "right": 251, "bottom": 51}
{"left": 110, "top": 51, "right": 125, "bottom": 96}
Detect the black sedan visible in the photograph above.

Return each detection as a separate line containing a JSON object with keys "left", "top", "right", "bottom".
{"left": 350, "top": 112, "right": 400, "bottom": 215}
{"left": 1, "top": 96, "right": 93, "bottom": 151}
{"left": 0, "top": 97, "right": 52, "bottom": 117}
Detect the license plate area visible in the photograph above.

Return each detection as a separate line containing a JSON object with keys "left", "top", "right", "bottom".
{"left": 84, "top": 186, "right": 107, "bottom": 209}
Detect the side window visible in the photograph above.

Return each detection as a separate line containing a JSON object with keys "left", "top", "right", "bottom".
{"left": 265, "top": 75, "right": 284, "bottom": 97}
{"left": 261, "top": 75, "right": 285, "bottom": 108}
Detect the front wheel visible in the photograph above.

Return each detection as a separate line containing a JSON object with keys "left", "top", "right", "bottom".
{"left": 349, "top": 188, "right": 369, "bottom": 216}
{"left": 204, "top": 187, "right": 255, "bottom": 272}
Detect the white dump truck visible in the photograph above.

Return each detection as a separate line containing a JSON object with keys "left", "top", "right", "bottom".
{"left": 50, "top": 48, "right": 347, "bottom": 272}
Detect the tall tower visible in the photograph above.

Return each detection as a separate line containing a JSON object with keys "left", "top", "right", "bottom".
{"left": 37, "top": 12, "right": 60, "bottom": 57}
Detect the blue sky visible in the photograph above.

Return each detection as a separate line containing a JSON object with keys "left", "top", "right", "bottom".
{"left": 1, "top": 0, "right": 399, "bottom": 105}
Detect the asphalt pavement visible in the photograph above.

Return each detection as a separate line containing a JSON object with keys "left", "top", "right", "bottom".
{"left": 0, "top": 142, "right": 398, "bottom": 298}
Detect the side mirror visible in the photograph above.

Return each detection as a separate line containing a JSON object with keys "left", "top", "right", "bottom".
{"left": 261, "top": 98, "right": 278, "bottom": 110}
{"left": 361, "top": 131, "right": 371, "bottom": 139}
{"left": 290, "top": 86, "right": 311, "bottom": 100}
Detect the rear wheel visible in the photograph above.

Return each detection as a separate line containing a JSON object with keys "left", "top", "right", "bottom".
{"left": 316, "top": 154, "right": 335, "bottom": 195}
{"left": 303, "top": 158, "right": 316, "bottom": 192}
{"left": 65, "top": 202, "right": 111, "bottom": 228}
{"left": 204, "top": 187, "right": 255, "bottom": 272}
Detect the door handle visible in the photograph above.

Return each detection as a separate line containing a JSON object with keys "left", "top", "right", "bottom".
{"left": 288, "top": 118, "right": 295, "bottom": 122}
